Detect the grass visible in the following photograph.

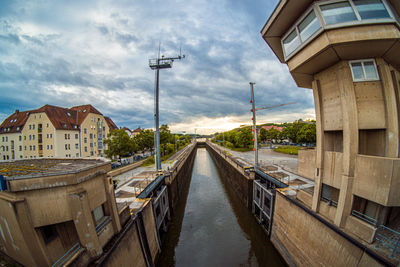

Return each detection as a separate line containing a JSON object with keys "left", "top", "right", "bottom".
{"left": 273, "top": 145, "right": 299, "bottom": 155}
{"left": 142, "top": 144, "right": 190, "bottom": 167}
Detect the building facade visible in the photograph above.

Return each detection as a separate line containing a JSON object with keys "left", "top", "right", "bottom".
{"left": 262, "top": 0, "right": 400, "bottom": 262}
{"left": 0, "top": 104, "right": 118, "bottom": 161}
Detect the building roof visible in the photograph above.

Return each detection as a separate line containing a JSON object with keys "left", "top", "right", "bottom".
{"left": 70, "top": 104, "right": 103, "bottom": 125}
{"left": 132, "top": 127, "right": 141, "bottom": 133}
{"left": 0, "top": 158, "right": 108, "bottom": 179}
{"left": 0, "top": 110, "right": 34, "bottom": 134}
{"left": 121, "top": 127, "right": 131, "bottom": 132}
{"left": 0, "top": 104, "right": 117, "bottom": 134}
{"left": 33, "top": 104, "right": 79, "bottom": 131}
{"left": 262, "top": 125, "right": 284, "bottom": 132}
{"left": 104, "top": 116, "right": 118, "bottom": 131}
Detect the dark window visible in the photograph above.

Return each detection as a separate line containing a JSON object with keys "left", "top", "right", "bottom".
{"left": 40, "top": 225, "right": 57, "bottom": 244}
{"left": 264, "top": 195, "right": 271, "bottom": 208}
{"left": 155, "top": 205, "right": 161, "bottom": 217}
{"left": 256, "top": 189, "right": 260, "bottom": 199}
{"left": 321, "top": 184, "right": 339, "bottom": 206}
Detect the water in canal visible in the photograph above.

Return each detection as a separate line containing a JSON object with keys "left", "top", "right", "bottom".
{"left": 157, "top": 148, "right": 286, "bottom": 267}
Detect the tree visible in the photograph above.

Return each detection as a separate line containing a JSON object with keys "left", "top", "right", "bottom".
{"left": 259, "top": 128, "right": 267, "bottom": 142}
{"left": 104, "top": 129, "right": 137, "bottom": 158}
{"left": 135, "top": 129, "right": 154, "bottom": 151}
{"left": 297, "top": 123, "right": 316, "bottom": 143}
{"left": 234, "top": 128, "right": 253, "bottom": 148}
{"left": 282, "top": 121, "right": 303, "bottom": 143}
{"left": 266, "top": 128, "right": 280, "bottom": 142}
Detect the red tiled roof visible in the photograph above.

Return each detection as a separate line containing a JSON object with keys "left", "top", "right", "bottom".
{"left": 132, "top": 127, "right": 141, "bottom": 133}
{"left": 122, "top": 127, "right": 131, "bottom": 132}
{"left": 0, "top": 109, "right": 34, "bottom": 134}
{"left": 1, "top": 104, "right": 116, "bottom": 133}
{"left": 104, "top": 117, "right": 118, "bottom": 131}
{"left": 261, "top": 125, "right": 284, "bottom": 132}
{"left": 33, "top": 104, "right": 79, "bottom": 131}
{"left": 70, "top": 104, "right": 103, "bottom": 125}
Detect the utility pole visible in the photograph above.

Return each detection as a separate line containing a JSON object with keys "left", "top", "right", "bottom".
{"left": 149, "top": 46, "right": 185, "bottom": 171}
{"left": 249, "top": 82, "right": 258, "bottom": 168}
{"left": 249, "top": 82, "right": 296, "bottom": 169}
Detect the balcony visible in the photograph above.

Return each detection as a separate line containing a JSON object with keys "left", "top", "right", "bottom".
{"left": 353, "top": 155, "right": 400, "bottom": 206}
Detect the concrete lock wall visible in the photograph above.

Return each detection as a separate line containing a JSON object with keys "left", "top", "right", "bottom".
{"left": 165, "top": 144, "right": 197, "bottom": 214}
{"left": 205, "top": 142, "right": 253, "bottom": 209}
{"left": 271, "top": 192, "right": 383, "bottom": 267}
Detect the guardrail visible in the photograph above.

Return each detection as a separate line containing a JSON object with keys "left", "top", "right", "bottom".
{"left": 351, "top": 210, "right": 377, "bottom": 226}
{"left": 51, "top": 243, "right": 81, "bottom": 267}
{"left": 375, "top": 225, "right": 400, "bottom": 259}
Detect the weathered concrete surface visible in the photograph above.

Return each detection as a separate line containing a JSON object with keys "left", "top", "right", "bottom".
{"left": 271, "top": 192, "right": 384, "bottom": 267}
{"left": 205, "top": 142, "right": 253, "bottom": 209}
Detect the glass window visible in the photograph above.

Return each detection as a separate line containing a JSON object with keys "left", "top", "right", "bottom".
{"left": 353, "top": 0, "right": 390, "bottom": 20}
{"left": 363, "top": 61, "right": 378, "bottom": 79}
{"left": 350, "top": 60, "right": 379, "bottom": 81}
{"left": 283, "top": 29, "right": 300, "bottom": 56}
{"left": 321, "top": 1, "right": 357, "bottom": 25}
{"left": 299, "top": 10, "right": 321, "bottom": 42}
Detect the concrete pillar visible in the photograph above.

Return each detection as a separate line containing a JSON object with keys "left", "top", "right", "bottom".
{"left": 14, "top": 200, "right": 50, "bottom": 267}
{"left": 68, "top": 189, "right": 102, "bottom": 258}
{"left": 104, "top": 176, "right": 121, "bottom": 234}
{"left": 376, "top": 58, "right": 399, "bottom": 158}
{"left": 335, "top": 62, "right": 358, "bottom": 227}
{"left": 312, "top": 79, "right": 324, "bottom": 212}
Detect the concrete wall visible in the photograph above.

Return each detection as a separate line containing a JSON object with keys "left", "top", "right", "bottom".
{"left": 165, "top": 144, "right": 196, "bottom": 214}
{"left": 205, "top": 142, "right": 253, "bottom": 209}
{"left": 271, "top": 191, "right": 384, "bottom": 267}
{"left": 297, "top": 149, "right": 315, "bottom": 180}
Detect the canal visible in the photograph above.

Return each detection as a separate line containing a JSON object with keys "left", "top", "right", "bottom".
{"left": 157, "top": 148, "right": 286, "bottom": 267}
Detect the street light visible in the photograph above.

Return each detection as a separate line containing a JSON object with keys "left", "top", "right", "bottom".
{"left": 149, "top": 47, "right": 185, "bottom": 171}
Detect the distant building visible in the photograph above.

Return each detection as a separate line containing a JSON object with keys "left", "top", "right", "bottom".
{"left": 0, "top": 104, "right": 118, "bottom": 161}
{"left": 121, "top": 127, "right": 133, "bottom": 138}
{"left": 132, "top": 127, "right": 141, "bottom": 136}
{"left": 261, "top": 125, "right": 284, "bottom": 132}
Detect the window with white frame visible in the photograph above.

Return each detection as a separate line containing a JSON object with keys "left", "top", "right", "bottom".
{"left": 349, "top": 59, "right": 379, "bottom": 81}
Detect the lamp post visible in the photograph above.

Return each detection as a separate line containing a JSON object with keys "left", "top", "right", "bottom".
{"left": 149, "top": 49, "right": 184, "bottom": 171}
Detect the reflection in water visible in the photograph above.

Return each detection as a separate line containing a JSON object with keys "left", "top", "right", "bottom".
{"left": 157, "top": 148, "right": 286, "bottom": 267}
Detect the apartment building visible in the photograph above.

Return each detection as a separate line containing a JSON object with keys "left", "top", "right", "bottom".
{"left": 0, "top": 104, "right": 118, "bottom": 161}
{"left": 262, "top": 0, "right": 400, "bottom": 260}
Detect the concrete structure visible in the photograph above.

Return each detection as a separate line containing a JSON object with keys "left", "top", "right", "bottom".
{"left": 0, "top": 104, "right": 118, "bottom": 161}
{"left": 0, "top": 159, "right": 120, "bottom": 266}
{"left": 262, "top": 0, "right": 400, "bottom": 264}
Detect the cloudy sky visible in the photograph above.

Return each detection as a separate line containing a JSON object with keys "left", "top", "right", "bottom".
{"left": 0, "top": 0, "right": 315, "bottom": 134}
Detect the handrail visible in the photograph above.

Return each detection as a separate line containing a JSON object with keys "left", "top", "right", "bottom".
{"left": 51, "top": 243, "right": 81, "bottom": 267}
{"left": 375, "top": 225, "right": 400, "bottom": 259}
{"left": 351, "top": 210, "right": 377, "bottom": 226}
{"left": 96, "top": 216, "right": 111, "bottom": 233}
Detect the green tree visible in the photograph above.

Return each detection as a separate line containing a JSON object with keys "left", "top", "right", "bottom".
{"left": 266, "top": 128, "right": 280, "bottom": 142}
{"left": 135, "top": 129, "right": 154, "bottom": 151}
{"left": 234, "top": 128, "right": 253, "bottom": 148}
{"left": 296, "top": 123, "right": 316, "bottom": 143}
{"left": 104, "top": 129, "right": 137, "bottom": 158}
{"left": 259, "top": 128, "right": 267, "bottom": 142}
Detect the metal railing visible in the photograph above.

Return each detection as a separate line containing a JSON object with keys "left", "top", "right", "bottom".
{"left": 351, "top": 210, "right": 377, "bottom": 226}
{"left": 375, "top": 225, "right": 400, "bottom": 259}
{"left": 320, "top": 196, "right": 338, "bottom": 207}
{"left": 96, "top": 216, "right": 111, "bottom": 233}
{"left": 51, "top": 243, "right": 81, "bottom": 267}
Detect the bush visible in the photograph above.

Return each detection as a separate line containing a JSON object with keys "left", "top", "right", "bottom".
{"left": 143, "top": 156, "right": 155, "bottom": 166}
{"left": 273, "top": 145, "right": 299, "bottom": 155}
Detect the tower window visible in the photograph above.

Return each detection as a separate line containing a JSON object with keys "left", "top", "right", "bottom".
{"left": 349, "top": 59, "right": 379, "bottom": 81}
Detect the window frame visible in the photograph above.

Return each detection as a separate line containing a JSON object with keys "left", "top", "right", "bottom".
{"left": 349, "top": 59, "right": 380, "bottom": 82}
{"left": 281, "top": 0, "right": 398, "bottom": 60}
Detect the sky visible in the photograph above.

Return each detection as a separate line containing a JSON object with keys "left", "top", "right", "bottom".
{"left": 0, "top": 0, "right": 315, "bottom": 134}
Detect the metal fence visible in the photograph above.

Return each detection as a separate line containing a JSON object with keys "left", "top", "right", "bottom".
{"left": 375, "top": 225, "right": 400, "bottom": 259}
